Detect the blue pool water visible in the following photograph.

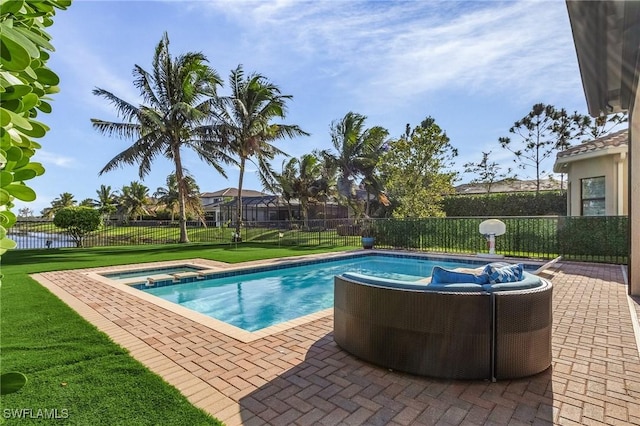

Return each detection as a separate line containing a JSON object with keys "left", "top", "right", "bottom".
{"left": 141, "top": 254, "right": 487, "bottom": 331}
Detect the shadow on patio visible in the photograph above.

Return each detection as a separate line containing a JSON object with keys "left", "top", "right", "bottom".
{"left": 238, "top": 331, "right": 554, "bottom": 425}
{"left": 238, "top": 262, "right": 640, "bottom": 425}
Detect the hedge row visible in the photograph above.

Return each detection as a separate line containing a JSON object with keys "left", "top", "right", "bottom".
{"left": 443, "top": 192, "right": 566, "bottom": 217}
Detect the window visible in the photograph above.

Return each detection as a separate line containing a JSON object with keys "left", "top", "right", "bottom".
{"left": 581, "top": 177, "right": 605, "bottom": 216}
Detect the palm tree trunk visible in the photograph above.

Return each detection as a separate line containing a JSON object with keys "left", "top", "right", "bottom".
{"left": 286, "top": 201, "right": 293, "bottom": 221}
{"left": 301, "top": 198, "right": 308, "bottom": 229}
{"left": 365, "top": 189, "right": 371, "bottom": 217}
{"left": 173, "top": 147, "right": 190, "bottom": 243}
{"left": 235, "top": 156, "right": 245, "bottom": 241}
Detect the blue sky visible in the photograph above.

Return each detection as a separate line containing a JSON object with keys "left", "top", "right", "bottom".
{"left": 17, "top": 0, "right": 594, "bottom": 214}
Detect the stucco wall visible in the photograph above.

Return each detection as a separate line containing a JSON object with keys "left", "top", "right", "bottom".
{"left": 630, "top": 73, "right": 640, "bottom": 296}
{"left": 565, "top": 155, "right": 627, "bottom": 216}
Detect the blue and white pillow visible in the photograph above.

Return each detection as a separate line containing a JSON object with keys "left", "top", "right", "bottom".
{"left": 483, "top": 263, "right": 524, "bottom": 284}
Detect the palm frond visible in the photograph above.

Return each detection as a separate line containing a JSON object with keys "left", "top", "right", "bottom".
{"left": 91, "top": 88, "right": 140, "bottom": 122}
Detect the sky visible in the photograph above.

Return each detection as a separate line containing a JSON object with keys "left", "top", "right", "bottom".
{"left": 15, "top": 0, "right": 601, "bottom": 214}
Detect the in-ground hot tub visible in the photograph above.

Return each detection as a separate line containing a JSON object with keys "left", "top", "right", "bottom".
{"left": 333, "top": 266, "right": 552, "bottom": 381}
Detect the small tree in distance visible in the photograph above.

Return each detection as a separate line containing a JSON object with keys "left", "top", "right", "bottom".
{"left": 463, "top": 151, "right": 515, "bottom": 193}
{"left": 53, "top": 207, "right": 102, "bottom": 248}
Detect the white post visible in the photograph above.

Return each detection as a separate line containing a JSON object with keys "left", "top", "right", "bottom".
{"left": 488, "top": 233, "right": 496, "bottom": 255}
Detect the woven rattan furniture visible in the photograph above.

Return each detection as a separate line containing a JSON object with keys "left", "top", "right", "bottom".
{"left": 334, "top": 273, "right": 552, "bottom": 381}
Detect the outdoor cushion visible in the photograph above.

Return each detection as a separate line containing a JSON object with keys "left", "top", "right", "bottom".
{"left": 341, "top": 272, "right": 431, "bottom": 291}
{"left": 340, "top": 272, "right": 485, "bottom": 292}
{"left": 425, "top": 282, "right": 486, "bottom": 292}
{"left": 483, "top": 272, "right": 542, "bottom": 292}
{"left": 483, "top": 263, "right": 523, "bottom": 284}
{"left": 431, "top": 266, "right": 489, "bottom": 285}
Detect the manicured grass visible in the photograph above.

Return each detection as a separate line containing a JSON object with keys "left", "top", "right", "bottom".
{"left": 1, "top": 242, "right": 355, "bottom": 275}
{"left": 1, "top": 243, "right": 352, "bottom": 425}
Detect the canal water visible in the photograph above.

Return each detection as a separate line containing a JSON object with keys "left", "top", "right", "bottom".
{"left": 7, "top": 231, "right": 75, "bottom": 249}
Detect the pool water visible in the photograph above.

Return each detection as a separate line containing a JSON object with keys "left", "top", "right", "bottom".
{"left": 142, "top": 255, "right": 483, "bottom": 331}
{"left": 103, "top": 265, "right": 205, "bottom": 280}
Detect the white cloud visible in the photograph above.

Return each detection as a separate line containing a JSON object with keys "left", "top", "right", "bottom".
{"left": 193, "top": 1, "right": 579, "bottom": 108}
{"left": 35, "top": 150, "right": 75, "bottom": 168}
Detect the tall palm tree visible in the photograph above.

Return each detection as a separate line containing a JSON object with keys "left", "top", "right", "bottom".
{"left": 41, "top": 192, "right": 76, "bottom": 218}
{"left": 92, "top": 184, "right": 118, "bottom": 218}
{"left": 91, "top": 32, "right": 231, "bottom": 243}
{"left": 359, "top": 128, "right": 390, "bottom": 217}
{"left": 119, "top": 181, "right": 150, "bottom": 221}
{"left": 216, "top": 65, "right": 309, "bottom": 239}
{"left": 154, "top": 173, "right": 203, "bottom": 221}
{"left": 287, "top": 154, "right": 322, "bottom": 226}
{"left": 322, "top": 112, "right": 389, "bottom": 218}
{"left": 310, "top": 149, "right": 338, "bottom": 221}
{"left": 271, "top": 159, "right": 298, "bottom": 221}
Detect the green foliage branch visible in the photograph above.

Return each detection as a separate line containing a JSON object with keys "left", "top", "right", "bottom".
{"left": 379, "top": 117, "right": 458, "bottom": 218}
{"left": 0, "top": 0, "right": 71, "bottom": 257}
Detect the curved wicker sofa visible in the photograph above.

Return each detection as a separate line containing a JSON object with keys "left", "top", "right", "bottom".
{"left": 334, "top": 271, "right": 552, "bottom": 381}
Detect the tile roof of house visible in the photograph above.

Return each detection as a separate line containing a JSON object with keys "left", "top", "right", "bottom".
{"left": 556, "top": 129, "right": 628, "bottom": 159}
{"left": 454, "top": 178, "right": 561, "bottom": 194}
{"left": 200, "top": 188, "right": 270, "bottom": 198}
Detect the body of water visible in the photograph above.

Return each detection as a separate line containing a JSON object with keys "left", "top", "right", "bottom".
{"left": 8, "top": 231, "right": 75, "bottom": 249}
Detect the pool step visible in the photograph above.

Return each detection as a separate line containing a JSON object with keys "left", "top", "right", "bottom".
{"left": 171, "top": 271, "right": 201, "bottom": 280}
{"left": 196, "top": 269, "right": 222, "bottom": 279}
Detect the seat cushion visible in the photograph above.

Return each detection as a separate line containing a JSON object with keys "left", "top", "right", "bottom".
{"left": 483, "top": 272, "right": 543, "bottom": 292}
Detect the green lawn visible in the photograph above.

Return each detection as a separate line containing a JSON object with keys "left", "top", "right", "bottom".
{"left": 0, "top": 243, "right": 351, "bottom": 425}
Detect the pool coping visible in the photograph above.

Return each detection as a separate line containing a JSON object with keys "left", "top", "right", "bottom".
{"left": 80, "top": 250, "right": 549, "bottom": 343}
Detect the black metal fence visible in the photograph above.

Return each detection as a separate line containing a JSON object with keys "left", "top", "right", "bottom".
{"left": 8, "top": 216, "right": 628, "bottom": 264}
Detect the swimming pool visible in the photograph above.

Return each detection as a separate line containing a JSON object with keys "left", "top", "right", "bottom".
{"left": 139, "top": 253, "right": 490, "bottom": 332}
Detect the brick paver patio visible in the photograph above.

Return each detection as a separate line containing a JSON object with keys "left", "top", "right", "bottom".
{"left": 33, "top": 255, "right": 640, "bottom": 425}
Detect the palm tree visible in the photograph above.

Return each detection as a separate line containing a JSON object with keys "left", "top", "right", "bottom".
{"left": 18, "top": 207, "right": 33, "bottom": 218}
{"left": 358, "top": 128, "right": 389, "bottom": 217}
{"left": 322, "top": 112, "right": 389, "bottom": 218}
{"left": 271, "top": 159, "right": 298, "bottom": 221}
{"left": 310, "top": 149, "right": 338, "bottom": 222}
{"left": 91, "top": 32, "right": 231, "bottom": 243}
{"left": 92, "top": 184, "right": 118, "bottom": 219}
{"left": 119, "top": 181, "right": 150, "bottom": 221}
{"left": 287, "top": 154, "right": 322, "bottom": 226}
{"left": 41, "top": 192, "right": 76, "bottom": 218}
{"left": 154, "top": 173, "right": 203, "bottom": 221}
{"left": 216, "top": 65, "right": 309, "bottom": 240}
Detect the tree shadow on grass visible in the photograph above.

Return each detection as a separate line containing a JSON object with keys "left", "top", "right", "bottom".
{"left": 238, "top": 332, "right": 554, "bottom": 425}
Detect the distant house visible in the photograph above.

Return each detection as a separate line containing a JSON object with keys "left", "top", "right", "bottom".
{"left": 200, "top": 187, "right": 348, "bottom": 224}
{"left": 454, "top": 178, "right": 562, "bottom": 195}
{"left": 200, "top": 188, "right": 270, "bottom": 224}
{"left": 553, "top": 129, "right": 628, "bottom": 216}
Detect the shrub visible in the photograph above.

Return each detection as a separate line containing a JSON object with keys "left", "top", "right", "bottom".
{"left": 53, "top": 207, "right": 102, "bottom": 247}
{"left": 557, "top": 216, "right": 628, "bottom": 259}
{"left": 443, "top": 192, "right": 566, "bottom": 216}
